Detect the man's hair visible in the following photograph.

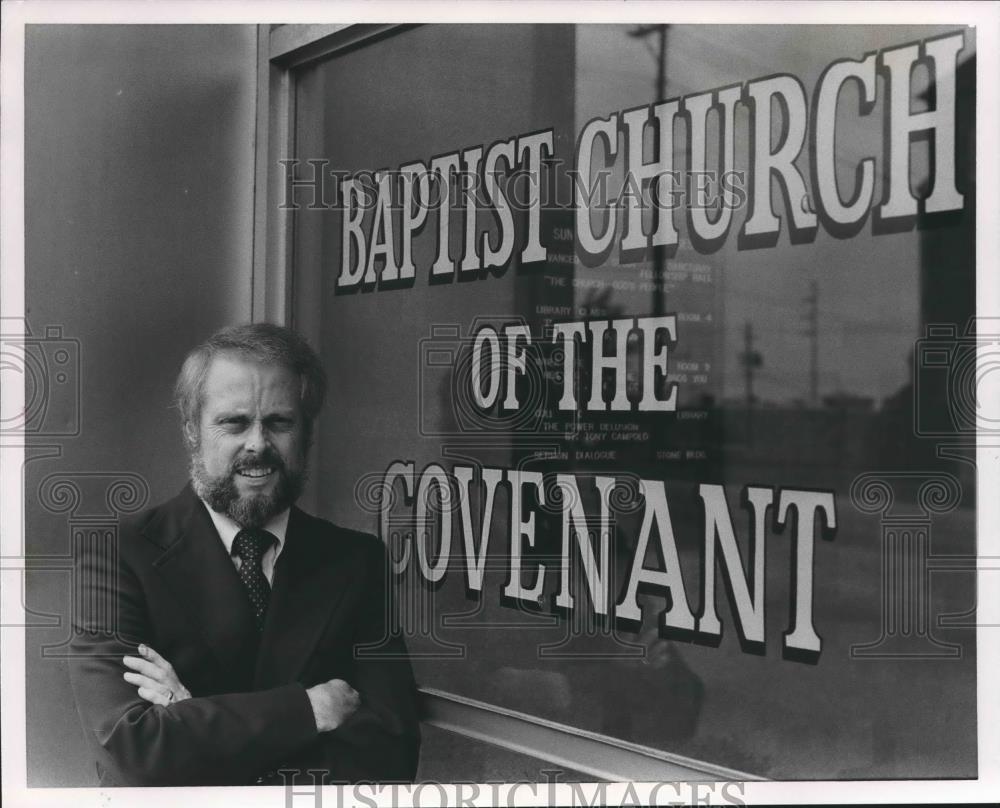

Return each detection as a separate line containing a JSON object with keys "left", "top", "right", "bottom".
{"left": 174, "top": 323, "right": 326, "bottom": 440}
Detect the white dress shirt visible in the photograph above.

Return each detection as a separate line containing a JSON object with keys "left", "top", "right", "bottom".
{"left": 199, "top": 499, "right": 289, "bottom": 584}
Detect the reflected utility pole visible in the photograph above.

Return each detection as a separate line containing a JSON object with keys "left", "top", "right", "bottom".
{"left": 803, "top": 280, "right": 819, "bottom": 405}
{"left": 741, "top": 321, "right": 763, "bottom": 445}
{"left": 628, "top": 24, "right": 668, "bottom": 319}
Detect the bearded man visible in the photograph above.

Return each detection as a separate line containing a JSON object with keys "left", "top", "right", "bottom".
{"left": 68, "top": 323, "right": 420, "bottom": 786}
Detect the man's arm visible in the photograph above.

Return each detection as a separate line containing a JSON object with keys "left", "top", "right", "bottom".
{"left": 68, "top": 538, "right": 321, "bottom": 786}
{"left": 308, "top": 538, "right": 422, "bottom": 782}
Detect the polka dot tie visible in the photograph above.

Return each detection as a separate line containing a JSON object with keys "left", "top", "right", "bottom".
{"left": 232, "top": 529, "right": 276, "bottom": 632}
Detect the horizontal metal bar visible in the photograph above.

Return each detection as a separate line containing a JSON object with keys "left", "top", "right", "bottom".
{"left": 418, "top": 687, "right": 764, "bottom": 783}
{"left": 269, "top": 24, "right": 349, "bottom": 61}
{"left": 269, "top": 23, "right": 409, "bottom": 68}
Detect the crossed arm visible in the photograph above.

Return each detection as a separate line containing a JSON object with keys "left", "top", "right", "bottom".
{"left": 69, "top": 539, "right": 419, "bottom": 786}
{"left": 122, "top": 644, "right": 359, "bottom": 731}
{"left": 69, "top": 629, "right": 321, "bottom": 786}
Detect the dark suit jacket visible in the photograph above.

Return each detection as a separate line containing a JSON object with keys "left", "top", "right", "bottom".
{"left": 68, "top": 484, "right": 420, "bottom": 786}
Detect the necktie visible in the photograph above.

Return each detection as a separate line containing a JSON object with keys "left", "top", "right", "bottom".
{"left": 232, "top": 528, "right": 276, "bottom": 631}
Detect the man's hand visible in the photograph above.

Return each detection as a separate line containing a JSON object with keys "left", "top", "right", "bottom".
{"left": 306, "top": 678, "right": 360, "bottom": 732}
{"left": 123, "top": 644, "right": 192, "bottom": 706}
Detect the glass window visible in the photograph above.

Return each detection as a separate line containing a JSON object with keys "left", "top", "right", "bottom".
{"left": 289, "top": 23, "right": 976, "bottom": 778}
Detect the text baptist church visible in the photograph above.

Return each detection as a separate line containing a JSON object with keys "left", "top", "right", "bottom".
{"left": 295, "top": 30, "right": 969, "bottom": 289}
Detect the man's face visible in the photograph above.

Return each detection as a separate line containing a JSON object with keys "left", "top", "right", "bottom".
{"left": 188, "top": 353, "right": 308, "bottom": 528}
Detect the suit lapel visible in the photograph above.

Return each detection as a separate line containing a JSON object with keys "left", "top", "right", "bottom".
{"left": 253, "top": 507, "right": 357, "bottom": 688}
{"left": 147, "top": 486, "right": 259, "bottom": 671}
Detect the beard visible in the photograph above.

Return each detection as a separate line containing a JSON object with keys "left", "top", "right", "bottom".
{"left": 190, "top": 446, "right": 306, "bottom": 529}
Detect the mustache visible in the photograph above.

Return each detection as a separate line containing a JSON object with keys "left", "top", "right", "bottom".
{"left": 231, "top": 449, "right": 285, "bottom": 474}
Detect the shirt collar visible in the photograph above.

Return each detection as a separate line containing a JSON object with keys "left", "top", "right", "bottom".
{"left": 198, "top": 498, "right": 289, "bottom": 556}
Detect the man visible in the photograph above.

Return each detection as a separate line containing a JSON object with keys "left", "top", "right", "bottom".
{"left": 68, "top": 323, "right": 420, "bottom": 786}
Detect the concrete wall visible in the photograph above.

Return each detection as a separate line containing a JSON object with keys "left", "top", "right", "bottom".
{"left": 24, "top": 24, "right": 259, "bottom": 786}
